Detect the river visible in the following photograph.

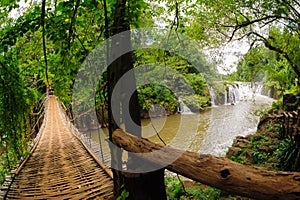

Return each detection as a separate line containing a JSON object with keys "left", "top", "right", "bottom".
{"left": 141, "top": 94, "right": 273, "bottom": 156}
{"left": 84, "top": 93, "right": 274, "bottom": 158}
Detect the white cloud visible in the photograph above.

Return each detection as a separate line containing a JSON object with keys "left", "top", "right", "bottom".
{"left": 9, "top": 0, "right": 30, "bottom": 19}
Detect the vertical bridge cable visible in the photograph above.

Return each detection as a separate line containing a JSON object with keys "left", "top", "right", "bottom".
{"left": 59, "top": 100, "right": 111, "bottom": 168}
{"left": 97, "top": 126, "right": 105, "bottom": 163}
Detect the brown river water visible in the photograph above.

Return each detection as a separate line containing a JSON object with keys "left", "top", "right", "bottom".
{"left": 85, "top": 94, "right": 274, "bottom": 157}
{"left": 142, "top": 94, "right": 273, "bottom": 156}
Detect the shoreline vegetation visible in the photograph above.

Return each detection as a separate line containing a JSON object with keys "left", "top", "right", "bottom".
{"left": 166, "top": 94, "right": 300, "bottom": 199}
{"left": 78, "top": 81, "right": 277, "bottom": 132}
{"left": 2, "top": 0, "right": 300, "bottom": 198}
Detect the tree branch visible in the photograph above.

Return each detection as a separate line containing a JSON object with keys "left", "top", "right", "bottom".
{"left": 282, "top": 0, "right": 300, "bottom": 19}
{"left": 167, "top": 1, "right": 185, "bottom": 49}
{"left": 292, "top": 0, "right": 300, "bottom": 8}
{"left": 249, "top": 31, "right": 300, "bottom": 78}
{"left": 223, "top": 16, "right": 277, "bottom": 29}
{"left": 224, "top": 14, "right": 298, "bottom": 41}
{"left": 113, "top": 129, "right": 300, "bottom": 200}
{"left": 75, "top": 33, "right": 88, "bottom": 56}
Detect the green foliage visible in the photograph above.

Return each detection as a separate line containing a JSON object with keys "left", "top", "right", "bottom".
{"left": 165, "top": 176, "right": 221, "bottom": 200}
{"left": 231, "top": 150, "right": 247, "bottom": 165}
{"left": 230, "top": 132, "right": 280, "bottom": 167}
{"left": 275, "top": 138, "right": 300, "bottom": 171}
{"left": 252, "top": 142, "right": 270, "bottom": 164}
{"left": 233, "top": 47, "right": 268, "bottom": 82}
{"left": 0, "top": 5, "right": 41, "bottom": 51}
{"left": 165, "top": 176, "right": 186, "bottom": 199}
{"left": 184, "top": 73, "right": 207, "bottom": 96}
{"left": 284, "top": 85, "right": 300, "bottom": 96}
{"left": 116, "top": 187, "right": 129, "bottom": 200}
{"left": 271, "top": 101, "right": 282, "bottom": 113}
{"left": 231, "top": 44, "right": 297, "bottom": 99}
{"left": 134, "top": 48, "right": 212, "bottom": 115}
{"left": 138, "top": 84, "right": 179, "bottom": 113}
{"left": 185, "top": 186, "right": 221, "bottom": 200}
{"left": 277, "top": 124, "right": 285, "bottom": 140}
{"left": 128, "top": 0, "right": 151, "bottom": 28}
{"left": 181, "top": 95, "right": 209, "bottom": 112}
{"left": 0, "top": 48, "right": 39, "bottom": 184}
{"left": 183, "top": 0, "right": 300, "bottom": 95}
{"left": 253, "top": 106, "right": 273, "bottom": 117}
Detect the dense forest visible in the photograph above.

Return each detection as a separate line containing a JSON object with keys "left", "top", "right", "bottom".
{"left": 1, "top": 0, "right": 300, "bottom": 199}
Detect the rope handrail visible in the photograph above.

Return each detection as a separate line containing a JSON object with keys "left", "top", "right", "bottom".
{"left": 1, "top": 96, "right": 114, "bottom": 199}
{"left": 29, "top": 110, "right": 45, "bottom": 137}
{"left": 2, "top": 96, "right": 113, "bottom": 199}
{"left": 31, "top": 93, "right": 47, "bottom": 115}
{"left": 58, "top": 99, "right": 112, "bottom": 178}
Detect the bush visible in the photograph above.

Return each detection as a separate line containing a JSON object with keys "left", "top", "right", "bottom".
{"left": 186, "top": 186, "right": 220, "bottom": 200}
{"left": 184, "top": 73, "right": 207, "bottom": 96}
{"left": 137, "top": 84, "right": 179, "bottom": 113}
{"left": 275, "top": 138, "right": 300, "bottom": 171}
{"left": 165, "top": 176, "right": 186, "bottom": 199}
{"left": 181, "top": 95, "right": 209, "bottom": 112}
{"left": 165, "top": 176, "right": 221, "bottom": 200}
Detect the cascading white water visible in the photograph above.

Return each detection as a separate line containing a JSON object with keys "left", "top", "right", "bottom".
{"left": 178, "top": 105, "right": 193, "bottom": 114}
{"left": 225, "top": 84, "right": 240, "bottom": 105}
{"left": 209, "top": 82, "right": 265, "bottom": 106}
{"left": 209, "top": 86, "right": 217, "bottom": 106}
{"left": 237, "top": 82, "right": 263, "bottom": 102}
{"left": 177, "top": 96, "right": 194, "bottom": 114}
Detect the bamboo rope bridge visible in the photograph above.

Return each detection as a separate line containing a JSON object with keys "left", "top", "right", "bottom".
{"left": 2, "top": 96, "right": 113, "bottom": 199}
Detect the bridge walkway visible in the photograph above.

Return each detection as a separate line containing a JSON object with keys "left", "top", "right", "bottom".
{"left": 4, "top": 96, "right": 113, "bottom": 199}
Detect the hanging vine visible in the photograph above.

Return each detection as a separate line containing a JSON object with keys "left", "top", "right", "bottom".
{"left": 0, "top": 50, "right": 33, "bottom": 184}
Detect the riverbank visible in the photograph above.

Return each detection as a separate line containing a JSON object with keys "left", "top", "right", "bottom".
{"left": 227, "top": 94, "right": 300, "bottom": 171}
{"left": 226, "top": 112, "right": 282, "bottom": 169}
{"left": 170, "top": 95, "right": 300, "bottom": 200}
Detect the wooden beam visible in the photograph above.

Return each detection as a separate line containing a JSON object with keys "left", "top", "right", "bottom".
{"left": 113, "top": 129, "right": 300, "bottom": 200}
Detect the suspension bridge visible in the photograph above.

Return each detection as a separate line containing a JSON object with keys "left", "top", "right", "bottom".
{"left": 1, "top": 95, "right": 300, "bottom": 199}
{"left": 0, "top": 96, "right": 113, "bottom": 199}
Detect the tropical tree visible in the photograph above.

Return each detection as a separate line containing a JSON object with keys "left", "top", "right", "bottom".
{"left": 188, "top": 0, "right": 300, "bottom": 78}
{"left": 231, "top": 45, "right": 297, "bottom": 97}
{"left": 6, "top": 0, "right": 300, "bottom": 198}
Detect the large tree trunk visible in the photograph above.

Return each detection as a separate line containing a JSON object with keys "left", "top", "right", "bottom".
{"left": 113, "top": 129, "right": 300, "bottom": 200}
{"left": 108, "top": 0, "right": 166, "bottom": 199}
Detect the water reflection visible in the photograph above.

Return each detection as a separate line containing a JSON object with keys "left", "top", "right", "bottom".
{"left": 199, "top": 95, "right": 273, "bottom": 156}
{"left": 85, "top": 94, "right": 274, "bottom": 157}
{"left": 140, "top": 94, "right": 273, "bottom": 156}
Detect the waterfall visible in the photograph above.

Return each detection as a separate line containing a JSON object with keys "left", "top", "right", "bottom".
{"left": 237, "top": 82, "right": 263, "bottom": 102}
{"left": 209, "top": 86, "right": 216, "bottom": 106}
{"left": 177, "top": 97, "right": 194, "bottom": 114}
{"left": 225, "top": 84, "right": 240, "bottom": 105}
{"left": 209, "top": 82, "right": 264, "bottom": 106}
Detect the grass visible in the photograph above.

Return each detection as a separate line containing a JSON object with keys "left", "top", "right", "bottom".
{"left": 165, "top": 175, "right": 223, "bottom": 200}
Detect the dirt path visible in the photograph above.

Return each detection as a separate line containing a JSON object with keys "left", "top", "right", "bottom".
{"left": 6, "top": 96, "right": 113, "bottom": 199}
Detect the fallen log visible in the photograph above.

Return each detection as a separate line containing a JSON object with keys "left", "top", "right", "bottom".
{"left": 113, "top": 129, "right": 300, "bottom": 200}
